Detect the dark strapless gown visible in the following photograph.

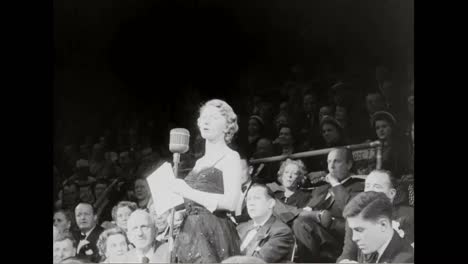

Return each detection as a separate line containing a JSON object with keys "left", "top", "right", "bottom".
{"left": 173, "top": 167, "right": 241, "bottom": 263}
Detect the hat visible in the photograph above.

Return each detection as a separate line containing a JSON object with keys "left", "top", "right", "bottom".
{"left": 320, "top": 115, "right": 344, "bottom": 130}
{"left": 371, "top": 111, "right": 397, "bottom": 128}
{"left": 249, "top": 115, "right": 265, "bottom": 127}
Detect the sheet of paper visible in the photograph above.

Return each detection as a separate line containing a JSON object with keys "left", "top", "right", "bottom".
{"left": 146, "top": 162, "right": 184, "bottom": 215}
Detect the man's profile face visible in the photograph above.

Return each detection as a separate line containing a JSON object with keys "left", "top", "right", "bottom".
{"left": 327, "top": 150, "right": 351, "bottom": 181}
{"left": 365, "top": 172, "right": 396, "bottom": 201}
{"left": 75, "top": 204, "right": 96, "bottom": 232}
{"left": 53, "top": 239, "right": 76, "bottom": 263}
{"left": 348, "top": 215, "right": 388, "bottom": 255}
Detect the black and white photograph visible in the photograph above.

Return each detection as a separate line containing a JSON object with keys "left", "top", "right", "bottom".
{"left": 53, "top": 1, "right": 414, "bottom": 263}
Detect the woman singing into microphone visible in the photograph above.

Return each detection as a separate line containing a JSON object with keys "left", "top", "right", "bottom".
{"left": 170, "top": 99, "right": 242, "bottom": 263}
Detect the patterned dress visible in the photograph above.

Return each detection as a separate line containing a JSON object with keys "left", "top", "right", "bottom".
{"left": 173, "top": 166, "right": 240, "bottom": 263}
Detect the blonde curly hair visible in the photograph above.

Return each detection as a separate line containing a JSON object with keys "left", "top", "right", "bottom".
{"left": 198, "top": 99, "right": 239, "bottom": 144}
{"left": 277, "top": 159, "right": 307, "bottom": 188}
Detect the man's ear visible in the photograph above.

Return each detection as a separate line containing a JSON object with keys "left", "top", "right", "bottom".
{"left": 268, "top": 198, "right": 276, "bottom": 209}
{"left": 389, "top": 188, "right": 397, "bottom": 201}
{"left": 378, "top": 217, "right": 391, "bottom": 232}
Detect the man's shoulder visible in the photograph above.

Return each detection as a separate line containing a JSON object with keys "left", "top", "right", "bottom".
{"left": 395, "top": 205, "right": 414, "bottom": 216}
{"left": 270, "top": 216, "right": 293, "bottom": 235}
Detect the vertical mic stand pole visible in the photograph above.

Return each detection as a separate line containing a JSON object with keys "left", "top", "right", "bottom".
{"left": 168, "top": 152, "right": 180, "bottom": 262}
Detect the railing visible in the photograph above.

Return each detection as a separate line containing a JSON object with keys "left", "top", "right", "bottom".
{"left": 250, "top": 140, "right": 383, "bottom": 169}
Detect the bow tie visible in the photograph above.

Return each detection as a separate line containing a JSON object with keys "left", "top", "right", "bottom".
{"left": 242, "top": 184, "right": 248, "bottom": 193}
{"left": 79, "top": 233, "right": 86, "bottom": 240}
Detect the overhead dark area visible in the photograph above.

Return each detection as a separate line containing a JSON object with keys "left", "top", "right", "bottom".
{"left": 54, "top": 0, "right": 413, "bottom": 137}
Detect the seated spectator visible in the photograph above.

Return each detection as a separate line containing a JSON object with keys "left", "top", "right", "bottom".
{"left": 237, "top": 184, "right": 294, "bottom": 263}
{"left": 125, "top": 209, "right": 169, "bottom": 263}
{"left": 295, "top": 89, "right": 321, "bottom": 149}
{"left": 274, "top": 112, "right": 290, "bottom": 134}
{"left": 371, "top": 111, "right": 411, "bottom": 178}
{"left": 319, "top": 104, "right": 335, "bottom": 123}
{"left": 61, "top": 182, "right": 80, "bottom": 211}
{"left": 338, "top": 170, "right": 414, "bottom": 263}
{"left": 251, "top": 138, "right": 278, "bottom": 184}
{"left": 78, "top": 182, "right": 95, "bottom": 204}
{"left": 97, "top": 227, "right": 131, "bottom": 263}
{"left": 272, "top": 125, "right": 297, "bottom": 155}
{"left": 258, "top": 101, "right": 276, "bottom": 140}
{"left": 320, "top": 116, "right": 347, "bottom": 148}
{"left": 134, "top": 178, "right": 151, "bottom": 209}
{"left": 291, "top": 148, "right": 364, "bottom": 262}
{"left": 73, "top": 203, "right": 104, "bottom": 263}
{"left": 274, "top": 159, "right": 311, "bottom": 208}
{"left": 342, "top": 192, "right": 414, "bottom": 263}
{"left": 241, "top": 115, "right": 266, "bottom": 159}
{"left": 54, "top": 232, "right": 77, "bottom": 264}
{"left": 54, "top": 209, "right": 73, "bottom": 235}
{"left": 116, "top": 151, "right": 136, "bottom": 181}
{"left": 110, "top": 201, "right": 138, "bottom": 232}
{"left": 66, "top": 159, "right": 96, "bottom": 187}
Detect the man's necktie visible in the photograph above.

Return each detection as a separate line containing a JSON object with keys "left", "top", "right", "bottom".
{"left": 79, "top": 233, "right": 86, "bottom": 240}
{"left": 365, "top": 252, "right": 379, "bottom": 263}
{"left": 141, "top": 256, "right": 150, "bottom": 263}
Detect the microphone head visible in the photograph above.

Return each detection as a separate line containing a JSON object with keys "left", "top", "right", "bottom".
{"left": 169, "top": 128, "right": 190, "bottom": 154}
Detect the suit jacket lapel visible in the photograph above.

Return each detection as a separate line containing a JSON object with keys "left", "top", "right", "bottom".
{"left": 308, "top": 185, "right": 332, "bottom": 209}
{"left": 377, "top": 231, "right": 401, "bottom": 263}
{"left": 246, "top": 215, "right": 275, "bottom": 256}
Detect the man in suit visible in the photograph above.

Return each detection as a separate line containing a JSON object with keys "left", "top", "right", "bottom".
{"left": 125, "top": 209, "right": 169, "bottom": 263}
{"left": 291, "top": 148, "right": 365, "bottom": 262}
{"left": 73, "top": 202, "right": 104, "bottom": 263}
{"left": 343, "top": 191, "right": 414, "bottom": 263}
{"left": 338, "top": 169, "right": 414, "bottom": 263}
{"left": 237, "top": 184, "right": 294, "bottom": 263}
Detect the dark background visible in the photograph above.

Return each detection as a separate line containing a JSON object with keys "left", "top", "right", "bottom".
{"left": 54, "top": 0, "right": 413, "bottom": 141}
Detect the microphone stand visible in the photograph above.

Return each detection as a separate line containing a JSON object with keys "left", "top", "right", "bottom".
{"left": 168, "top": 152, "right": 180, "bottom": 262}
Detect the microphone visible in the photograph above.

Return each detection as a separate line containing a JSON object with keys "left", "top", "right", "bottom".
{"left": 167, "top": 128, "right": 190, "bottom": 260}
{"left": 169, "top": 128, "right": 190, "bottom": 154}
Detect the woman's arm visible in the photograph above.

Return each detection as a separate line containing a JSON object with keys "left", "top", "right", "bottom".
{"left": 170, "top": 151, "right": 242, "bottom": 212}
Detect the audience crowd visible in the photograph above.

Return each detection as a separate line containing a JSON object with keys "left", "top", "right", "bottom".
{"left": 54, "top": 64, "right": 414, "bottom": 263}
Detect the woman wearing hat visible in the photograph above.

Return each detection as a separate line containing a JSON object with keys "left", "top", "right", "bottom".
{"left": 371, "top": 111, "right": 411, "bottom": 178}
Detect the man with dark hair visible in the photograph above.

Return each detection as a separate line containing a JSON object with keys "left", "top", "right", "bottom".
{"left": 237, "top": 184, "right": 294, "bottom": 263}
{"left": 291, "top": 148, "right": 364, "bottom": 262}
{"left": 338, "top": 170, "right": 414, "bottom": 263}
{"left": 73, "top": 202, "right": 104, "bottom": 263}
{"left": 342, "top": 191, "right": 414, "bottom": 263}
{"left": 62, "top": 181, "right": 80, "bottom": 210}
